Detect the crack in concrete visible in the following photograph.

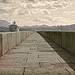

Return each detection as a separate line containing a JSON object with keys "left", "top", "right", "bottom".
{"left": 39, "top": 62, "right": 41, "bottom": 68}
{"left": 65, "top": 68, "right": 72, "bottom": 75}
{"left": 22, "top": 67, "right": 26, "bottom": 75}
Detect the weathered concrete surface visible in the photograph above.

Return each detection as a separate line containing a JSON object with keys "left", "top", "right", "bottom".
{"left": 0, "top": 32, "right": 75, "bottom": 75}
{"left": 0, "top": 31, "right": 33, "bottom": 56}
{"left": 0, "top": 34, "right": 2, "bottom": 56}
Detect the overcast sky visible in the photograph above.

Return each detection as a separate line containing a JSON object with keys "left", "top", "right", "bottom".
{"left": 0, "top": 0, "right": 75, "bottom": 26}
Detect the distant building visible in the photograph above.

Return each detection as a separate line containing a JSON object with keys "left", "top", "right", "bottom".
{"left": 9, "top": 21, "right": 19, "bottom": 32}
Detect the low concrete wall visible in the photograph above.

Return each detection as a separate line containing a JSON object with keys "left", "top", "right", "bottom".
{"left": 38, "top": 31, "right": 75, "bottom": 54}
{"left": 0, "top": 31, "right": 34, "bottom": 56}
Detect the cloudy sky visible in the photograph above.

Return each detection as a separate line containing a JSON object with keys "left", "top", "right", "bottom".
{"left": 0, "top": 0, "right": 75, "bottom": 26}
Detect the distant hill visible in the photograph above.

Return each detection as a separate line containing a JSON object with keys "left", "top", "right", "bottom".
{"left": 0, "top": 20, "right": 11, "bottom": 32}
{"left": 20, "top": 24, "right": 75, "bottom": 31}
{"left": 19, "top": 25, "right": 51, "bottom": 31}
{"left": 0, "top": 20, "right": 11, "bottom": 27}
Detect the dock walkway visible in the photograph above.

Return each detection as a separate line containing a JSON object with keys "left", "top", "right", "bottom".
{"left": 0, "top": 32, "right": 75, "bottom": 75}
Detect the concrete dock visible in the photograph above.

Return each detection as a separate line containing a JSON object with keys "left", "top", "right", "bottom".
{"left": 0, "top": 32, "right": 75, "bottom": 75}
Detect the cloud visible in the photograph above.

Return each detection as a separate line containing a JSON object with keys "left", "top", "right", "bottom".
{"left": 53, "top": 4, "right": 62, "bottom": 8}
{"left": 27, "top": 0, "right": 34, "bottom": 2}
{"left": 0, "top": 8, "right": 8, "bottom": 13}
{"left": 0, "top": 0, "right": 74, "bottom": 26}
{"left": 45, "top": 16, "right": 57, "bottom": 22}
{"left": 26, "top": 4, "right": 35, "bottom": 8}
{"left": 32, "top": 16, "right": 57, "bottom": 24}
{"left": 32, "top": 18, "right": 40, "bottom": 22}
{"left": 45, "top": 4, "right": 54, "bottom": 10}
{"left": 47, "top": 0, "right": 58, "bottom": 1}
{"left": 0, "top": 0, "right": 7, "bottom": 3}
{"left": 63, "top": 11, "right": 71, "bottom": 15}
{"left": 17, "top": 9, "right": 30, "bottom": 15}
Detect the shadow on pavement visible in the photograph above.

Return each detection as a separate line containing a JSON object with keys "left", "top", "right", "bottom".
{"left": 40, "top": 34, "right": 75, "bottom": 72}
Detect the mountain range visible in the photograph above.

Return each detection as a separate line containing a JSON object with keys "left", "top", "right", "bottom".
{"left": 0, "top": 20, "right": 75, "bottom": 31}
{"left": 20, "top": 24, "right": 75, "bottom": 31}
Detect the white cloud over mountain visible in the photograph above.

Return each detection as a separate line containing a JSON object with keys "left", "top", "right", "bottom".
{"left": 0, "top": 0, "right": 75, "bottom": 26}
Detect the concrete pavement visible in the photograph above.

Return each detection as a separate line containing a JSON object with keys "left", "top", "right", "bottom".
{"left": 0, "top": 32, "right": 75, "bottom": 75}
